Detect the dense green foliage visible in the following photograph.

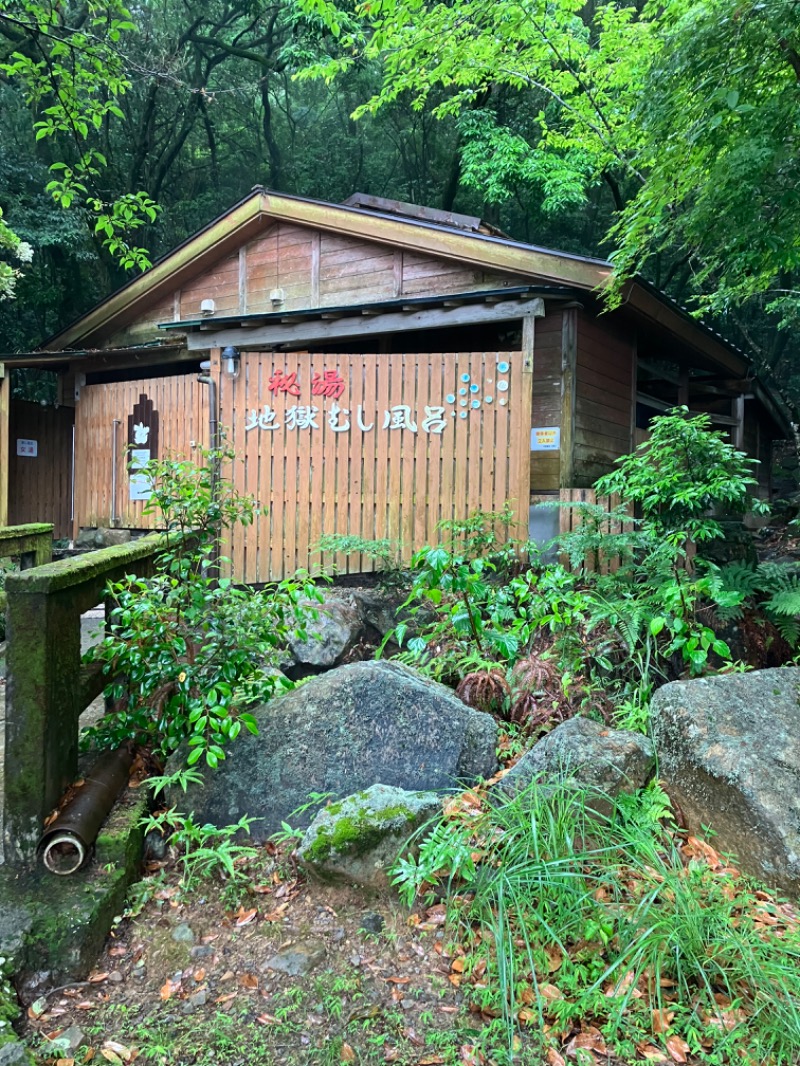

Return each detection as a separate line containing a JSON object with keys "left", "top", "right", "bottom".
{"left": 85, "top": 445, "right": 322, "bottom": 764}
{"left": 352, "top": 411, "right": 798, "bottom": 734}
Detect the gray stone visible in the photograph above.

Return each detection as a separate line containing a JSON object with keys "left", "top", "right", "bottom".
{"left": 496, "top": 717, "right": 655, "bottom": 808}
{"left": 0, "top": 904, "right": 33, "bottom": 961}
{"left": 360, "top": 912, "right": 384, "bottom": 934}
{"left": 262, "top": 941, "right": 326, "bottom": 977}
{"left": 298, "top": 785, "right": 440, "bottom": 888}
{"left": 287, "top": 593, "right": 364, "bottom": 667}
{"left": 170, "top": 661, "right": 498, "bottom": 840}
{"left": 74, "top": 528, "right": 98, "bottom": 550}
{"left": 351, "top": 588, "right": 404, "bottom": 638}
{"left": 171, "top": 923, "right": 195, "bottom": 944}
{"left": 48, "top": 1026, "right": 85, "bottom": 1053}
{"left": 651, "top": 668, "right": 800, "bottom": 897}
{"left": 0, "top": 1041, "right": 33, "bottom": 1065}
{"left": 94, "top": 528, "right": 132, "bottom": 548}
{"left": 190, "top": 945, "right": 213, "bottom": 959}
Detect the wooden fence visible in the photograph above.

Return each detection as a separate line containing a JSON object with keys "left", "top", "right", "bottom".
{"left": 74, "top": 374, "right": 209, "bottom": 533}
{"left": 550, "top": 487, "right": 634, "bottom": 575}
{"left": 218, "top": 350, "right": 531, "bottom": 582}
{"left": 8, "top": 400, "right": 74, "bottom": 539}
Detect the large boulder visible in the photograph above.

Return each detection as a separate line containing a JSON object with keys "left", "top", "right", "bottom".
{"left": 170, "top": 660, "right": 498, "bottom": 840}
{"left": 651, "top": 668, "right": 800, "bottom": 896}
{"left": 495, "top": 717, "right": 655, "bottom": 809}
{"left": 298, "top": 784, "right": 440, "bottom": 888}
{"left": 287, "top": 592, "right": 364, "bottom": 668}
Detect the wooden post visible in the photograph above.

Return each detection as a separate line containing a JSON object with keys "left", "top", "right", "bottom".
{"left": 733, "top": 393, "right": 745, "bottom": 450}
{"left": 0, "top": 365, "right": 9, "bottom": 526}
{"left": 519, "top": 314, "right": 536, "bottom": 541}
{"left": 560, "top": 308, "right": 577, "bottom": 488}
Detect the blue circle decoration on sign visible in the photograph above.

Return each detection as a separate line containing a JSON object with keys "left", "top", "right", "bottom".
{"left": 459, "top": 387, "right": 467, "bottom": 395}
{"left": 471, "top": 399, "right": 480, "bottom": 409}
{"left": 470, "top": 383, "right": 479, "bottom": 393}
{"left": 499, "top": 398, "right": 507, "bottom": 406}
{"left": 460, "top": 399, "right": 467, "bottom": 407}
{"left": 461, "top": 373, "right": 471, "bottom": 382}
{"left": 485, "top": 396, "right": 493, "bottom": 403}
{"left": 497, "top": 361, "right": 510, "bottom": 373}
{"left": 497, "top": 380, "right": 509, "bottom": 392}
{"left": 446, "top": 393, "right": 455, "bottom": 404}
{"left": 460, "top": 411, "right": 468, "bottom": 419}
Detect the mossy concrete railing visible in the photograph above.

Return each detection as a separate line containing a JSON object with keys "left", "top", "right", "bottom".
{"left": 3, "top": 532, "right": 173, "bottom": 865}
{"left": 0, "top": 523, "right": 53, "bottom": 569}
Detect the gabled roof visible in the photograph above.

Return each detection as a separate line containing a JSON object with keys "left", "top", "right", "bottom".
{"left": 43, "top": 186, "right": 612, "bottom": 351}
{"left": 30, "top": 185, "right": 791, "bottom": 434}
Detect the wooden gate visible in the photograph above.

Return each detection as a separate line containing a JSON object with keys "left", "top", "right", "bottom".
{"left": 74, "top": 374, "right": 209, "bottom": 533}
{"left": 8, "top": 399, "right": 74, "bottom": 539}
{"left": 219, "top": 350, "right": 531, "bottom": 583}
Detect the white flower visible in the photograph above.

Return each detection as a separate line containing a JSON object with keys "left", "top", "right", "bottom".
{"left": 16, "top": 241, "right": 33, "bottom": 264}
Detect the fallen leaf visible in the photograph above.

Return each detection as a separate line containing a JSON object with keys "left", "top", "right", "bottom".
{"left": 235, "top": 908, "right": 257, "bottom": 927}
{"left": 220, "top": 971, "right": 235, "bottom": 982}
{"left": 256, "top": 1014, "right": 277, "bottom": 1025}
{"left": 539, "top": 983, "right": 564, "bottom": 1003}
{"left": 159, "top": 979, "right": 181, "bottom": 1002}
{"left": 652, "top": 1009, "right": 675, "bottom": 1034}
{"left": 450, "top": 958, "right": 465, "bottom": 974}
{"left": 100, "top": 1051, "right": 122, "bottom": 1064}
{"left": 386, "top": 976, "right": 411, "bottom": 985}
{"left": 194, "top": 969, "right": 206, "bottom": 983}
{"left": 215, "top": 991, "right": 238, "bottom": 1005}
{"left": 665, "top": 1035, "right": 690, "bottom": 1063}
{"left": 239, "top": 973, "right": 259, "bottom": 990}
{"left": 418, "top": 1057, "right": 445, "bottom": 1065}
{"left": 545, "top": 1050, "right": 566, "bottom": 1066}
{"left": 88, "top": 973, "right": 109, "bottom": 984}
{"left": 341, "top": 1043, "right": 356, "bottom": 1063}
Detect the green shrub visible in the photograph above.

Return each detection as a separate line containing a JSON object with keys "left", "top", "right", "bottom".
{"left": 84, "top": 443, "right": 324, "bottom": 765}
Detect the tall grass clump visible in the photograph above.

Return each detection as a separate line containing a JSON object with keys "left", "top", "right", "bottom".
{"left": 393, "top": 780, "right": 800, "bottom": 1064}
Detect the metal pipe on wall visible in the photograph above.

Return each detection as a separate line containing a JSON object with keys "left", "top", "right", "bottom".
{"left": 110, "top": 418, "right": 121, "bottom": 526}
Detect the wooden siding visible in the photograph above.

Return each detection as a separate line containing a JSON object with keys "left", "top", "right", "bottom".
{"left": 217, "top": 350, "right": 530, "bottom": 583}
{"left": 100, "top": 224, "right": 532, "bottom": 347}
{"left": 530, "top": 310, "right": 564, "bottom": 492}
{"left": 573, "top": 312, "right": 634, "bottom": 486}
{"left": 74, "top": 374, "right": 208, "bottom": 532}
{"left": 8, "top": 400, "right": 74, "bottom": 539}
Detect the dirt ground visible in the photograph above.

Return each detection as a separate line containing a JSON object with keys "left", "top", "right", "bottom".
{"left": 21, "top": 843, "right": 517, "bottom": 1066}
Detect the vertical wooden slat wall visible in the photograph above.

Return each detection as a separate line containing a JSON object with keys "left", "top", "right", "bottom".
{"left": 8, "top": 400, "right": 75, "bottom": 538}
{"left": 74, "top": 374, "right": 208, "bottom": 532}
{"left": 219, "top": 350, "right": 529, "bottom": 584}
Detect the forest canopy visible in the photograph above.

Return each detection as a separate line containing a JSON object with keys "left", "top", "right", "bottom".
{"left": 1, "top": 0, "right": 799, "bottom": 405}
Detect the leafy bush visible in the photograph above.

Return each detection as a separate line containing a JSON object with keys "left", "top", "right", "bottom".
{"left": 386, "top": 411, "right": 795, "bottom": 733}
{"left": 394, "top": 782, "right": 800, "bottom": 1065}
{"left": 84, "top": 444, "right": 323, "bottom": 765}
{"left": 594, "top": 407, "right": 768, "bottom": 547}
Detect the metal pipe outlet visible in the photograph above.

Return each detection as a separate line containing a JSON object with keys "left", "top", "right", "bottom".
{"left": 39, "top": 745, "right": 135, "bottom": 876}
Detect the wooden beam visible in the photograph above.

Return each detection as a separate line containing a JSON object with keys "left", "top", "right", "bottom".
{"left": 0, "top": 365, "right": 9, "bottom": 525}
{"left": 310, "top": 232, "right": 320, "bottom": 308}
{"left": 185, "top": 297, "right": 547, "bottom": 352}
{"left": 238, "top": 246, "right": 247, "bottom": 315}
{"left": 560, "top": 309, "right": 577, "bottom": 489}
{"left": 733, "top": 394, "right": 745, "bottom": 449}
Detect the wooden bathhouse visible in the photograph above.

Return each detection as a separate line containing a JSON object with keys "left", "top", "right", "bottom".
{"left": 1, "top": 188, "right": 790, "bottom": 581}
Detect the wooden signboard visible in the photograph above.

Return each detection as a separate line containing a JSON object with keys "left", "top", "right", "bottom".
{"left": 127, "top": 393, "right": 159, "bottom": 501}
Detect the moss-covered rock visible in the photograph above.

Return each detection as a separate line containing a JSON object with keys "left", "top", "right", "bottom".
{"left": 298, "top": 784, "right": 441, "bottom": 889}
